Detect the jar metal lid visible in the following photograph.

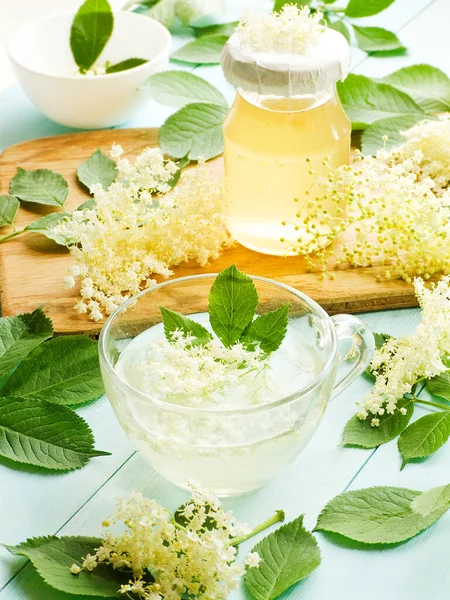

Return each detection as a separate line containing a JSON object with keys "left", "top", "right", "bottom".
{"left": 221, "top": 28, "right": 351, "bottom": 97}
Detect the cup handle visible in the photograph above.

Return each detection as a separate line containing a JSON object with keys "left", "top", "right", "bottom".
{"left": 330, "top": 314, "right": 375, "bottom": 399}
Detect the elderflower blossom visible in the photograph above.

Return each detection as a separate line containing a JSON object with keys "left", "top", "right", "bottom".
{"left": 69, "top": 564, "right": 81, "bottom": 575}
{"left": 393, "top": 116, "right": 450, "bottom": 195}
{"left": 53, "top": 146, "right": 230, "bottom": 321}
{"left": 235, "top": 5, "right": 325, "bottom": 53}
{"left": 294, "top": 145, "right": 450, "bottom": 282}
{"left": 70, "top": 484, "right": 259, "bottom": 600}
{"left": 139, "top": 331, "right": 267, "bottom": 407}
{"left": 358, "top": 276, "right": 450, "bottom": 421}
{"left": 245, "top": 552, "right": 261, "bottom": 567}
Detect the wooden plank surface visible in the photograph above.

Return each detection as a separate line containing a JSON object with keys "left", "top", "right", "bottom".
{"left": 0, "top": 128, "right": 419, "bottom": 334}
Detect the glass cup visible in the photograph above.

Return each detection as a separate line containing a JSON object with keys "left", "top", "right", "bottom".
{"left": 99, "top": 274, "right": 374, "bottom": 496}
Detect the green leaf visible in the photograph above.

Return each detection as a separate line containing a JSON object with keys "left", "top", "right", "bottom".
{"left": 177, "top": 155, "right": 191, "bottom": 169}
{"left": 9, "top": 168, "right": 69, "bottom": 208}
{"left": 315, "top": 485, "right": 449, "bottom": 544}
{"left": 6, "top": 536, "right": 121, "bottom": 597}
{"left": 345, "top": 0, "right": 395, "bottom": 18}
{"left": 374, "top": 332, "right": 390, "bottom": 350}
{"left": 353, "top": 25, "right": 404, "bottom": 52}
{"left": 142, "top": 0, "right": 176, "bottom": 28}
{"left": 273, "top": 0, "right": 312, "bottom": 10}
{"left": 0, "top": 195, "right": 20, "bottom": 227}
{"left": 241, "top": 304, "right": 290, "bottom": 354}
{"left": 368, "top": 48, "right": 408, "bottom": 59}
{"left": 144, "top": 70, "right": 228, "bottom": 108}
{"left": 174, "top": 500, "right": 219, "bottom": 531}
{"left": 329, "top": 20, "right": 351, "bottom": 43}
{"left": 105, "top": 58, "right": 148, "bottom": 74}
{"left": 172, "top": 35, "right": 228, "bottom": 64}
{"left": 192, "top": 21, "right": 237, "bottom": 38}
{"left": 25, "top": 212, "right": 73, "bottom": 246}
{"left": 208, "top": 264, "right": 258, "bottom": 348}
{"left": 0, "top": 397, "right": 109, "bottom": 470}
{"left": 244, "top": 516, "right": 321, "bottom": 600}
{"left": 364, "top": 332, "right": 392, "bottom": 378}
{"left": 77, "top": 199, "right": 97, "bottom": 211}
{"left": 337, "top": 75, "right": 425, "bottom": 130}
{"left": 159, "top": 102, "right": 227, "bottom": 160}
{"left": 77, "top": 149, "right": 118, "bottom": 192}
{"left": 380, "top": 64, "right": 450, "bottom": 113}
{"left": 130, "top": 0, "right": 159, "bottom": 8}
{"left": 2, "top": 336, "right": 104, "bottom": 405}
{"left": 166, "top": 155, "right": 190, "bottom": 188}
{"left": 0, "top": 307, "right": 53, "bottom": 380}
{"left": 342, "top": 397, "right": 414, "bottom": 448}
{"left": 426, "top": 371, "right": 450, "bottom": 402}
{"left": 411, "top": 484, "right": 450, "bottom": 516}
{"left": 175, "top": 0, "right": 218, "bottom": 25}
{"left": 398, "top": 411, "right": 450, "bottom": 468}
{"left": 70, "top": 0, "right": 114, "bottom": 72}
{"left": 160, "top": 306, "right": 213, "bottom": 344}
{"left": 361, "top": 114, "right": 427, "bottom": 155}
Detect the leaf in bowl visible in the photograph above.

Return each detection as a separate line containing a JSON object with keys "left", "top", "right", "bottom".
{"left": 70, "top": 0, "right": 114, "bottom": 72}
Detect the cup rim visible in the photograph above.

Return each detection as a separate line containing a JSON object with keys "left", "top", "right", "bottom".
{"left": 99, "top": 273, "right": 339, "bottom": 416}
{"left": 7, "top": 10, "right": 171, "bottom": 81}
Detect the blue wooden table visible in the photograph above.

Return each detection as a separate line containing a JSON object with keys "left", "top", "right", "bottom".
{"left": 1, "top": 1, "right": 450, "bottom": 598}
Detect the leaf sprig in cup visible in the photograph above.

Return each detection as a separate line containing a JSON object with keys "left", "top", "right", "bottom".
{"left": 139, "top": 264, "right": 291, "bottom": 407}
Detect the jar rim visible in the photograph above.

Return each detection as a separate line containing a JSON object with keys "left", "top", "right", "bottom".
{"left": 99, "top": 273, "right": 339, "bottom": 416}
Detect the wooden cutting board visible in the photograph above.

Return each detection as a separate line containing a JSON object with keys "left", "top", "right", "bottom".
{"left": 0, "top": 128, "right": 417, "bottom": 334}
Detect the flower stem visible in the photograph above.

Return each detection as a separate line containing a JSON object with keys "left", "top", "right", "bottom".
{"left": 413, "top": 398, "right": 450, "bottom": 411}
{"left": 229, "top": 510, "right": 285, "bottom": 547}
{"left": 0, "top": 229, "right": 24, "bottom": 243}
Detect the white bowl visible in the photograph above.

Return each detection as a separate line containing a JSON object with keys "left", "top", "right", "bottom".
{"left": 8, "top": 11, "right": 171, "bottom": 129}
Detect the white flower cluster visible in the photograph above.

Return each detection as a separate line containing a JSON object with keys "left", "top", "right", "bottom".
{"left": 235, "top": 5, "right": 325, "bottom": 53}
{"left": 295, "top": 131, "right": 450, "bottom": 281}
{"left": 359, "top": 276, "right": 450, "bottom": 424}
{"left": 396, "top": 116, "right": 450, "bottom": 195}
{"left": 54, "top": 145, "right": 229, "bottom": 321}
{"left": 141, "top": 331, "right": 267, "bottom": 407}
{"left": 70, "top": 484, "right": 258, "bottom": 600}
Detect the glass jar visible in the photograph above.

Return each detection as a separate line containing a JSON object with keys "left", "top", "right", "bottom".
{"left": 221, "top": 27, "right": 351, "bottom": 256}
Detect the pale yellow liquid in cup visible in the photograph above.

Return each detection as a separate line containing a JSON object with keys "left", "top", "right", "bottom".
{"left": 114, "top": 315, "right": 325, "bottom": 495}
{"left": 223, "top": 91, "right": 351, "bottom": 256}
